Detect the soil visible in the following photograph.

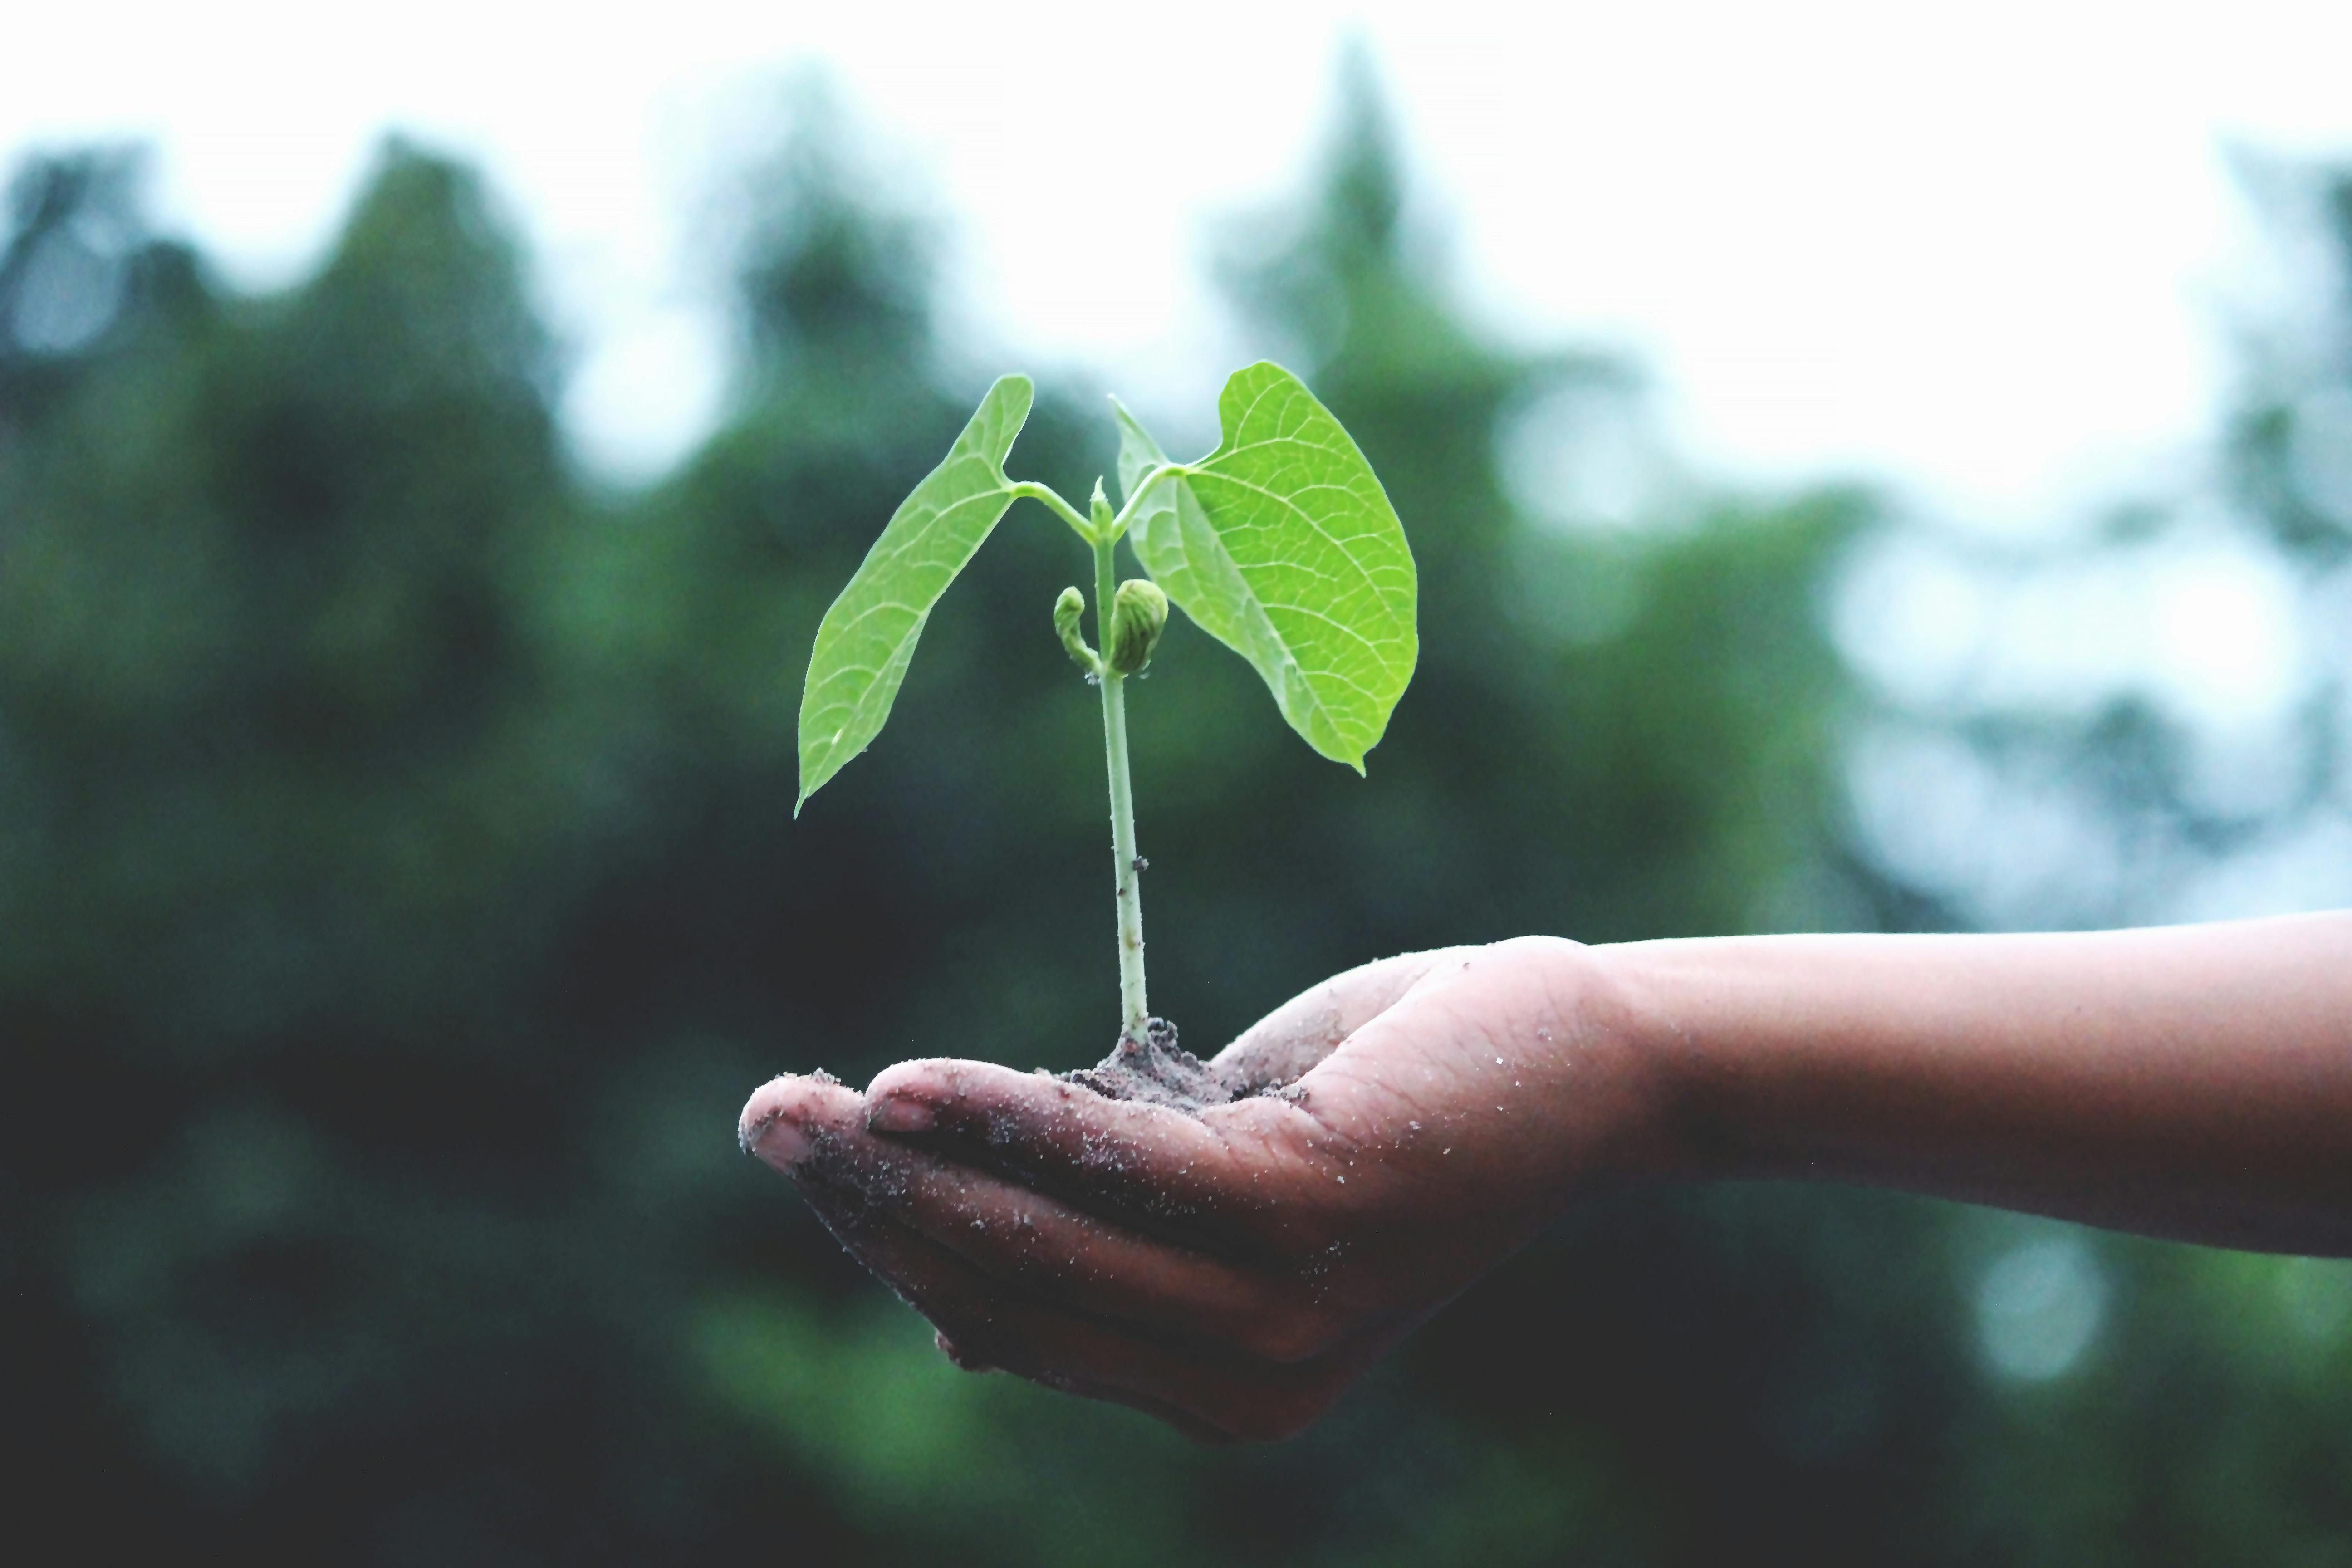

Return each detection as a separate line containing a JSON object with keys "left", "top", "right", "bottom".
{"left": 1060, "top": 1019, "right": 1232, "bottom": 1112}
{"left": 1058, "top": 1014, "right": 1331, "bottom": 1115}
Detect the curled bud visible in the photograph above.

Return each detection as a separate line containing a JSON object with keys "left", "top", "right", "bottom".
{"left": 1054, "top": 587, "right": 1101, "bottom": 676}
{"left": 1105, "top": 578, "right": 1170, "bottom": 675}
{"left": 1089, "top": 477, "right": 1114, "bottom": 536}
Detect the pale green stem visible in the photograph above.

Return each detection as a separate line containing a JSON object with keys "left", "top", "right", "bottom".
{"left": 1094, "top": 528, "right": 1149, "bottom": 1039}
{"left": 1011, "top": 465, "right": 1184, "bottom": 548}
{"left": 1104, "top": 462, "right": 1185, "bottom": 539}
{"left": 1008, "top": 480, "right": 1096, "bottom": 544}
{"left": 1014, "top": 468, "right": 1171, "bottom": 1037}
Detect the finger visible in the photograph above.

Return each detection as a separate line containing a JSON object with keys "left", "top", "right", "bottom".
{"left": 1210, "top": 947, "right": 1474, "bottom": 1094}
{"left": 934, "top": 1328, "right": 993, "bottom": 1372}
{"left": 804, "top": 1112, "right": 1343, "bottom": 1362}
{"left": 862, "top": 1058, "right": 1339, "bottom": 1243}
{"left": 738, "top": 1070, "right": 866, "bottom": 1173}
{"left": 740, "top": 1072, "right": 1354, "bottom": 1431}
{"left": 798, "top": 1180, "right": 1352, "bottom": 1443}
{"left": 746, "top": 1068, "right": 1339, "bottom": 1359}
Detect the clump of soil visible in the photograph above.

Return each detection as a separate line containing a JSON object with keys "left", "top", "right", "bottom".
{"left": 1060, "top": 1018, "right": 1235, "bottom": 1112}
{"left": 1059, "top": 1014, "right": 1328, "bottom": 1115}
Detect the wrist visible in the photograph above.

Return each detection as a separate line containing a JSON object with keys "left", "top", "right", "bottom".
{"left": 1579, "top": 937, "right": 1740, "bottom": 1184}
{"left": 1496, "top": 936, "right": 1705, "bottom": 1194}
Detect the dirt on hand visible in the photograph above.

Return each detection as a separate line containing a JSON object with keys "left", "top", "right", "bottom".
{"left": 1057, "top": 1003, "right": 1347, "bottom": 1116}
{"left": 1060, "top": 1019, "right": 1231, "bottom": 1111}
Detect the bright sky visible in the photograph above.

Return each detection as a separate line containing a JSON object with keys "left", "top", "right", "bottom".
{"left": 9, "top": 1, "right": 2352, "bottom": 523}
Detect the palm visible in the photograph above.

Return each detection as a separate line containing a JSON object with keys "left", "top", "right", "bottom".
{"left": 739, "top": 937, "right": 1659, "bottom": 1441}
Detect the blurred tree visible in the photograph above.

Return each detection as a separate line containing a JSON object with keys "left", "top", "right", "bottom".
{"left": 1819, "top": 152, "right": 2352, "bottom": 1563}
{"left": 0, "top": 138, "right": 834, "bottom": 1562}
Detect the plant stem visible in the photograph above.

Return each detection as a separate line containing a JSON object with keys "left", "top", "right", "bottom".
{"left": 1008, "top": 480, "right": 1096, "bottom": 544}
{"left": 1104, "top": 462, "right": 1184, "bottom": 537}
{"left": 1093, "top": 528, "right": 1149, "bottom": 1040}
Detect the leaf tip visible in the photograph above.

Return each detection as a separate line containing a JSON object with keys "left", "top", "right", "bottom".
{"left": 985, "top": 372, "right": 1036, "bottom": 431}
{"left": 1228, "top": 358, "right": 1298, "bottom": 390}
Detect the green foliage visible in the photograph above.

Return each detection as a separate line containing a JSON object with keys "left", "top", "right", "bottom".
{"left": 795, "top": 373, "right": 1034, "bottom": 811}
{"left": 1053, "top": 583, "right": 1098, "bottom": 675}
{"left": 798, "top": 360, "right": 1416, "bottom": 806}
{"left": 1117, "top": 364, "right": 1417, "bottom": 771}
{"left": 1103, "top": 577, "right": 1168, "bottom": 676}
{"left": 794, "top": 356, "right": 1415, "bottom": 1035}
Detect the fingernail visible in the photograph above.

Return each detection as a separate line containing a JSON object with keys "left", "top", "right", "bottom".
{"left": 742, "top": 1110, "right": 813, "bottom": 1167}
{"left": 867, "top": 1095, "right": 936, "bottom": 1135}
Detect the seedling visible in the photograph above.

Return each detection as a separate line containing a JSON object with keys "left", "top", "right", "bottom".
{"left": 796, "top": 363, "right": 1416, "bottom": 1048}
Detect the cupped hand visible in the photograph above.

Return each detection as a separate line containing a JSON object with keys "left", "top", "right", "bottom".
{"left": 737, "top": 936, "right": 1677, "bottom": 1442}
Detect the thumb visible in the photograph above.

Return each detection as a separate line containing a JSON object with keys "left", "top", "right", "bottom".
{"left": 1210, "top": 947, "right": 1475, "bottom": 1097}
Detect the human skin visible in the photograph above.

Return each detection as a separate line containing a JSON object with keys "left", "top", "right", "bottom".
{"left": 738, "top": 912, "right": 2352, "bottom": 1442}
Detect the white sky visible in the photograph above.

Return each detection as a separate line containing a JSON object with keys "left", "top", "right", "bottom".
{"left": 9, "top": 0, "right": 2352, "bottom": 521}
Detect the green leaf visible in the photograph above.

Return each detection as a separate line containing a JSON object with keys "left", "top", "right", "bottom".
{"left": 795, "top": 374, "right": 1033, "bottom": 813}
{"left": 1120, "top": 363, "right": 1416, "bottom": 772}
{"left": 1112, "top": 397, "right": 1177, "bottom": 534}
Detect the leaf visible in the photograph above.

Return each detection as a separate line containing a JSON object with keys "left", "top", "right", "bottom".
{"left": 1112, "top": 397, "right": 1177, "bottom": 532}
{"left": 1121, "top": 363, "right": 1416, "bottom": 772}
{"left": 795, "top": 374, "right": 1033, "bottom": 813}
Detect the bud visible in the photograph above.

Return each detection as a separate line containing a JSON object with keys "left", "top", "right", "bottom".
{"left": 1089, "top": 476, "right": 1114, "bottom": 536}
{"left": 1104, "top": 578, "right": 1169, "bottom": 675}
{"left": 1053, "top": 586, "right": 1101, "bottom": 675}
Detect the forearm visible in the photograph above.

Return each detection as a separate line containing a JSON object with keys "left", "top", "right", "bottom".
{"left": 1600, "top": 913, "right": 2352, "bottom": 1255}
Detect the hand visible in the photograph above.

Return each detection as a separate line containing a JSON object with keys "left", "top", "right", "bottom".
{"left": 737, "top": 937, "right": 1678, "bottom": 1441}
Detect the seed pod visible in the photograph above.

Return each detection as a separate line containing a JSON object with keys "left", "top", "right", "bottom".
{"left": 1053, "top": 587, "right": 1101, "bottom": 675}
{"left": 1104, "top": 578, "right": 1169, "bottom": 675}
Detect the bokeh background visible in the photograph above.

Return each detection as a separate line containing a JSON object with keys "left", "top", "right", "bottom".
{"left": 5, "top": 10, "right": 2351, "bottom": 1564}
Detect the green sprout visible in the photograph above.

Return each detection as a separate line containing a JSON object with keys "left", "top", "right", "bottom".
{"left": 794, "top": 363, "right": 1417, "bottom": 1044}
